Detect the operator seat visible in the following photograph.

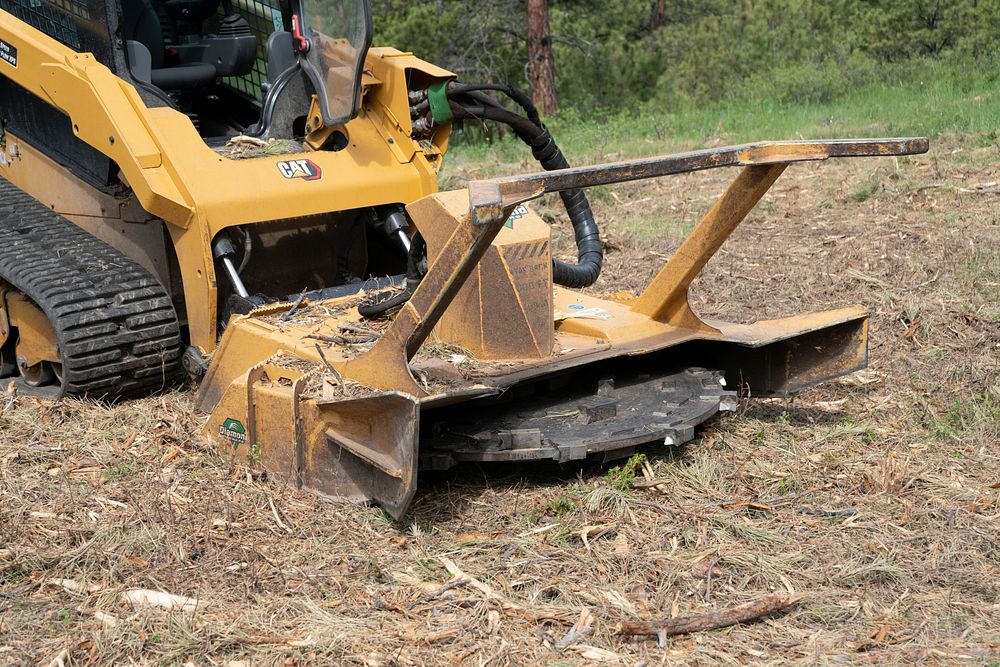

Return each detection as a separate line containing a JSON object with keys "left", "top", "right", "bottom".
{"left": 123, "top": 0, "right": 217, "bottom": 90}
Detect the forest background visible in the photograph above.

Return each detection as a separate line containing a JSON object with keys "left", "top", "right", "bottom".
{"left": 372, "top": 0, "right": 1000, "bottom": 142}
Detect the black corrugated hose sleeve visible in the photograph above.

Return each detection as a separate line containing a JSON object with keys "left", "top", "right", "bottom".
{"left": 528, "top": 130, "right": 603, "bottom": 288}
{"left": 453, "top": 103, "right": 603, "bottom": 288}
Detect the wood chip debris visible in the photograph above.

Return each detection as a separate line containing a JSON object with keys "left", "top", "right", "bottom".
{"left": 437, "top": 556, "right": 525, "bottom": 612}
{"left": 43, "top": 648, "right": 70, "bottom": 667}
{"left": 77, "top": 606, "right": 119, "bottom": 628}
{"left": 46, "top": 578, "right": 100, "bottom": 595}
{"left": 573, "top": 523, "right": 617, "bottom": 550}
{"left": 554, "top": 608, "right": 594, "bottom": 650}
{"left": 601, "top": 589, "right": 637, "bottom": 615}
{"left": 120, "top": 589, "right": 204, "bottom": 613}
{"left": 572, "top": 645, "right": 623, "bottom": 663}
{"left": 269, "top": 496, "right": 294, "bottom": 533}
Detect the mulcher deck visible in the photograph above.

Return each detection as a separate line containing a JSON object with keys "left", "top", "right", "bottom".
{"left": 0, "top": 179, "right": 182, "bottom": 397}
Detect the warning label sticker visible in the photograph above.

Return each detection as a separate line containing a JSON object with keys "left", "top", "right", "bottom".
{"left": 504, "top": 204, "right": 529, "bottom": 228}
{"left": 555, "top": 306, "right": 614, "bottom": 321}
{"left": 0, "top": 39, "right": 17, "bottom": 68}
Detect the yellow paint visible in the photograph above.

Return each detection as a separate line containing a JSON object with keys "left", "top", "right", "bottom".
{"left": 0, "top": 12, "right": 453, "bottom": 352}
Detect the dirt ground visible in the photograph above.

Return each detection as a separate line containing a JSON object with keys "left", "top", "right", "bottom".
{"left": 1, "top": 136, "right": 998, "bottom": 666}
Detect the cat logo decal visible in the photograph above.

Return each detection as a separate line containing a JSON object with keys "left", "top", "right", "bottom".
{"left": 277, "top": 159, "right": 322, "bottom": 181}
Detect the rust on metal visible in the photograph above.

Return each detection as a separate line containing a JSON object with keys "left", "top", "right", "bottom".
{"left": 468, "top": 138, "right": 928, "bottom": 221}
{"left": 410, "top": 191, "right": 554, "bottom": 360}
{"left": 336, "top": 189, "right": 538, "bottom": 394}
{"left": 5, "top": 291, "right": 60, "bottom": 367}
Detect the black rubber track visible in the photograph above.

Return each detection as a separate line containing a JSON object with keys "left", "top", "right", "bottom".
{"left": 0, "top": 178, "right": 182, "bottom": 398}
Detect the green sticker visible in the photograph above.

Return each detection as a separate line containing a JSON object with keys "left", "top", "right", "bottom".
{"left": 219, "top": 418, "right": 247, "bottom": 447}
{"left": 505, "top": 203, "right": 529, "bottom": 228}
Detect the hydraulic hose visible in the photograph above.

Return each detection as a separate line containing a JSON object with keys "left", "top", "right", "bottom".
{"left": 247, "top": 63, "right": 301, "bottom": 138}
{"left": 358, "top": 233, "right": 426, "bottom": 319}
{"left": 453, "top": 103, "right": 603, "bottom": 288}
{"left": 413, "top": 83, "right": 543, "bottom": 127}
{"left": 237, "top": 226, "right": 252, "bottom": 274}
{"left": 448, "top": 83, "right": 543, "bottom": 126}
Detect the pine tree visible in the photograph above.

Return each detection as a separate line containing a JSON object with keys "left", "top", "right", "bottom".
{"left": 527, "top": 0, "right": 559, "bottom": 114}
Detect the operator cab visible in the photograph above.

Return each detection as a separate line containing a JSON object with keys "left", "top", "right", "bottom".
{"left": 122, "top": 0, "right": 256, "bottom": 92}
{"left": 1, "top": 0, "right": 371, "bottom": 142}
{"left": 118, "top": 0, "right": 371, "bottom": 143}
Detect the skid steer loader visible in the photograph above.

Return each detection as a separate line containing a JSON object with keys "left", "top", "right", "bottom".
{"left": 0, "top": 0, "right": 926, "bottom": 516}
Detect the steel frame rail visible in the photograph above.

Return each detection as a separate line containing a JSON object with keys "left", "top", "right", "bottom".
{"left": 339, "top": 138, "right": 929, "bottom": 396}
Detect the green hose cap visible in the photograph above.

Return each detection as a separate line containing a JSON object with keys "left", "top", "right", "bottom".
{"left": 427, "top": 81, "right": 453, "bottom": 124}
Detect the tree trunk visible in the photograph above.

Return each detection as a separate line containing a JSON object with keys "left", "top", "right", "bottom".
{"left": 526, "top": 0, "right": 558, "bottom": 116}
{"left": 650, "top": 0, "right": 666, "bottom": 31}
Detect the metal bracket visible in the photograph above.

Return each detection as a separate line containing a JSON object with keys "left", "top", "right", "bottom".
{"left": 337, "top": 138, "right": 929, "bottom": 396}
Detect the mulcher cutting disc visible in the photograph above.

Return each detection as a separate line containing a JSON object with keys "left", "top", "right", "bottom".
{"left": 420, "top": 367, "right": 736, "bottom": 469}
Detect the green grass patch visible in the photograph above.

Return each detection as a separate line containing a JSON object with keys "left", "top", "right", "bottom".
{"left": 526, "top": 493, "right": 579, "bottom": 524}
{"left": 926, "top": 393, "right": 1000, "bottom": 443}
{"left": 603, "top": 453, "right": 646, "bottom": 493}
{"left": 445, "top": 56, "right": 1000, "bottom": 175}
{"left": 0, "top": 563, "right": 31, "bottom": 586}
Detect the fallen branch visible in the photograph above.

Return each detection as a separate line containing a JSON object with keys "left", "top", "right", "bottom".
{"left": 617, "top": 594, "right": 799, "bottom": 639}
{"left": 313, "top": 344, "right": 343, "bottom": 384}
{"left": 268, "top": 496, "right": 294, "bottom": 533}
{"left": 280, "top": 290, "right": 308, "bottom": 321}
{"left": 438, "top": 556, "right": 496, "bottom": 600}
{"left": 339, "top": 323, "right": 381, "bottom": 337}
{"left": 306, "top": 333, "right": 377, "bottom": 345}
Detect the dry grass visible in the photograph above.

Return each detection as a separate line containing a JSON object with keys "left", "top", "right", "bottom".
{"left": 1, "top": 136, "right": 998, "bottom": 666}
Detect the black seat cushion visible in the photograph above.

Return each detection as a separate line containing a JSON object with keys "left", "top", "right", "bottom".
{"left": 151, "top": 62, "right": 217, "bottom": 89}
{"left": 123, "top": 0, "right": 166, "bottom": 68}
{"left": 123, "top": 0, "right": 217, "bottom": 90}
